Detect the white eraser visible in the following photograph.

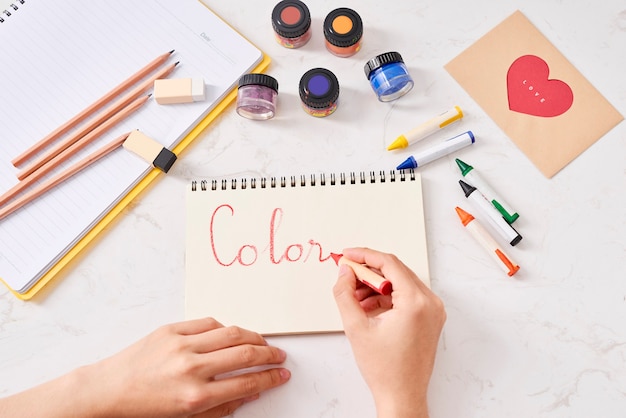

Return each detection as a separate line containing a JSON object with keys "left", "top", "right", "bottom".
{"left": 154, "top": 78, "right": 205, "bottom": 104}
{"left": 191, "top": 78, "right": 206, "bottom": 102}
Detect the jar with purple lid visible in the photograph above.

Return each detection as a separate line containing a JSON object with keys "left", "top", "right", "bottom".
{"left": 236, "top": 73, "right": 279, "bottom": 120}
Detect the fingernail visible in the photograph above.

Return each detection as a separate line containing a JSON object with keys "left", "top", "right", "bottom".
{"left": 279, "top": 368, "right": 291, "bottom": 380}
{"left": 278, "top": 348, "right": 287, "bottom": 360}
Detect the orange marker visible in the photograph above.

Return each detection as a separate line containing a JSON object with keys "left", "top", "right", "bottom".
{"left": 330, "top": 253, "right": 393, "bottom": 295}
{"left": 455, "top": 207, "right": 520, "bottom": 276}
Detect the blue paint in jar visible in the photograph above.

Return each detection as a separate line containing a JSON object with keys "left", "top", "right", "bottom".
{"left": 364, "top": 51, "right": 414, "bottom": 102}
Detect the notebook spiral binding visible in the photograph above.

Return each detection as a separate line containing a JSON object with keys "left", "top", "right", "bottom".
{"left": 0, "top": 0, "right": 25, "bottom": 23}
{"left": 191, "top": 169, "right": 416, "bottom": 191}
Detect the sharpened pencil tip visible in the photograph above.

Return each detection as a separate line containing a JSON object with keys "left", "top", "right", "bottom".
{"left": 168, "top": 49, "right": 175, "bottom": 54}
{"left": 147, "top": 93, "right": 152, "bottom": 98}
{"left": 174, "top": 61, "right": 180, "bottom": 66}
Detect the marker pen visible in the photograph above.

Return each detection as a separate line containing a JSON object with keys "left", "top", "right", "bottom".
{"left": 455, "top": 158, "right": 519, "bottom": 224}
{"left": 387, "top": 106, "right": 463, "bottom": 150}
{"left": 459, "top": 180, "right": 522, "bottom": 246}
{"left": 330, "top": 253, "right": 392, "bottom": 295}
{"left": 455, "top": 206, "right": 520, "bottom": 276}
{"left": 396, "top": 130, "right": 474, "bottom": 170}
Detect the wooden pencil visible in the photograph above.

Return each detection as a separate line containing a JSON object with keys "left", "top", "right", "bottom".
{"left": 16, "top": 61, "right": 179, "bottom": 180}
{"left": 0, "top": 94, "right": 150, "bottom": 207}
{"left": 0, "top": 133, "right": 131, "bottom": 221}
{"left": 11, "top": 50, "right": 173, "bottom": 167}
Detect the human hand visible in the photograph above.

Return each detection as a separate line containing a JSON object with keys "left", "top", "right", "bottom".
{"left": 333, "top": 247, "right": 446, "bottom": 418}
{"left": 83, "top": 317, "right": 290, "bottom": 418}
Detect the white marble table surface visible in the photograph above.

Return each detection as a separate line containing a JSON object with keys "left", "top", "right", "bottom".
{"left": 1, "top": 1, "right": 625, "bottom": 417}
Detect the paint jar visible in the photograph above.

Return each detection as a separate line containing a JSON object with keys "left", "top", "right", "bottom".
{"left": 271, "top": 0, "right": 312, "bottom": 49}
{"left": 364, "top": 51, "right": 414, "bottom": 102}
{"left": 323, "top": 8, "right": 363, "bottom": 58}
{"left": 236, "top": 73, "right": 279, "bottom": 120}
{"left": 299, "top": 68, "right": 340, "bottom": 117}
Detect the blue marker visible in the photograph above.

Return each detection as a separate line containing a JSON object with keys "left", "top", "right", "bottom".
{"left": 396, "top": 131, "right": 475, "bottom": 170}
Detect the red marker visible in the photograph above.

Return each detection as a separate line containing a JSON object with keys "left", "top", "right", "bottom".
{"left": 330, "top": 253, "right": 393, "bottom": 295}
{"left": 455, "top": 207, "right": 520, "bottom": 276}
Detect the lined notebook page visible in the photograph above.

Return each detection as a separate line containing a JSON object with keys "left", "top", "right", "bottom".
{"left": 0, "top": 0, "right": 262, "bottom": 293}
{"left": 185, "top": 172, "right": 430, "bottom": 335}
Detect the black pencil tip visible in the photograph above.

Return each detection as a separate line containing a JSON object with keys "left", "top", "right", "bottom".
{"left": 174, "top": 61, "right": 180, "bottom": 66}
{"left": 168, "top": 49, "right": 175, "bottom": 54}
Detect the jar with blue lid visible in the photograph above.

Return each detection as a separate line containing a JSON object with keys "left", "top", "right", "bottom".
{"left": 364, "top": 51, "right": 414, "bottom": 102}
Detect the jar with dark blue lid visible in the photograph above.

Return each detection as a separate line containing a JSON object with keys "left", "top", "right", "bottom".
{"left": 299, "top": 68, "right": 340, "bottom": 117}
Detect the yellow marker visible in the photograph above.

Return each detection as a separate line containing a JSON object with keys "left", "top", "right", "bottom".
{"left": 387, "top": 106, "right": 464, "bottom": 150}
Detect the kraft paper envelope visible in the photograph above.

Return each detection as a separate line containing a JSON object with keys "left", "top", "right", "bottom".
{"left": 445, "top": 10, "right": 623, "bottom": 178}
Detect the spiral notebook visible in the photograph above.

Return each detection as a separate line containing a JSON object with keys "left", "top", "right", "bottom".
{"left": 0, "top": 0, "right": 268, "bottom": 299}
{"left": 185, "top": 170, "right": 430, "bottom": 335}
{"left": 0, "top": 0, "right": 23, "bottom": 22}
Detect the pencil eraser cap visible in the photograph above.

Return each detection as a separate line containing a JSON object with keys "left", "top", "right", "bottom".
{"left": 123, "top": 130, "right": 177, "bottom": 173}
{"left": 154, "top": 78, "right": 205, "bottom": 104}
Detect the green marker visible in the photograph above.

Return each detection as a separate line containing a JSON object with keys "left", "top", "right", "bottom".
{"left": 455, "top": 158, "right": 519, "bottom": 224}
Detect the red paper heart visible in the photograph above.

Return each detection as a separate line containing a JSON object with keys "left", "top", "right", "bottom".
{"left": 507, "top": 55, "right": 573, "bottom": 117}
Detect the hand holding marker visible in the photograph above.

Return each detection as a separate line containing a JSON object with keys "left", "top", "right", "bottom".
{"left": 331, "top": 253, "right": 392, "bottom": 295}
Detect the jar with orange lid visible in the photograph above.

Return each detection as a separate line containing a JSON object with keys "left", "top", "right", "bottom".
{"left": 323, "top": 8, "right": 363, "bottom": 58}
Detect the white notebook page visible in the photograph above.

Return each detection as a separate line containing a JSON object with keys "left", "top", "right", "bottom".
{"left": 0, "top": 0, "right": 262, "bottom": 293}
{"left": 185, "top": 172, "right": 430, "bottom": 335}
